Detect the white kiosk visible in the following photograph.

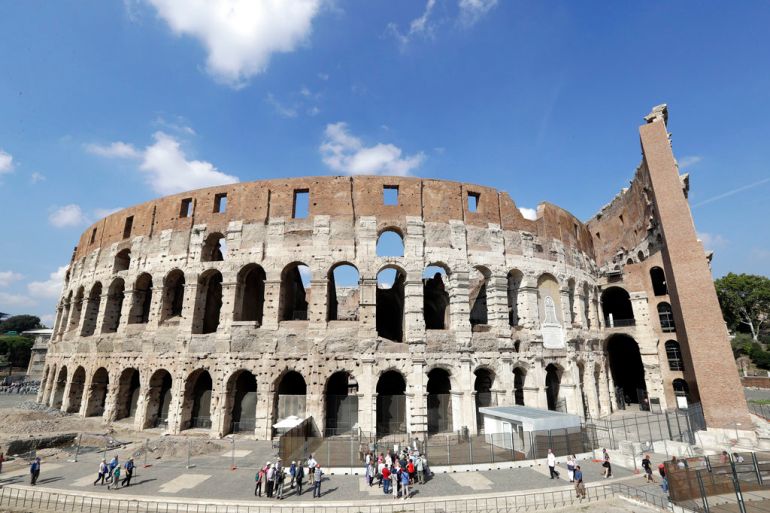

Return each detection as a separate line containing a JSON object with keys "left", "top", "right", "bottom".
{"left": 479, "top": 406, "right": 582, "bottom": 458}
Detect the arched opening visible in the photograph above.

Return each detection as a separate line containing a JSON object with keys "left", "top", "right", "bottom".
{"left": 568, "top": 279, "right": 576, "bottom": 324}
{"left": 116, "top": 368, "right": 141, "bottom": 421}
{"left": 274, "top": 371, "right": 307, "bottom": 429}
{"left": 144, "top": 369, "right": 172, "bottom": 429}
{"left": 606, "top": 334, "right": 646, "bottom": 406}
{"left": 66, "top": 366, "right": 86, "bottom": 414}
{"left": 68, "top": 287, "right": 84, "bottom": 332}
{"left": 128, "top": 273, "right": 153, "bottom": 324}
{"left": 201, "top": 232, "right": 226, "bottom": 262}
{"left": 376, "top": 370, "right": 406, "bottom": 436}
{"left": 52, "top": 366, "right": 68, "bottom": 409}
{"left": 161, "top": 270, "right": 185, "bottom": 323}
{"left": 102, "top": 278, "right": 125, "bottom": 334}
{"left": 376, "top": 267, "right": 405, "bottom": 341}
{"left": 427, "top": 368, "right": 452, "bottom": 434}
{"left": 114, "top": 248, "right": 131, "bottom": 272}
{"left": 507, "top": 269, "right": 523, "bottom": 326}
{"left": 376, "top": 229, "right": 404, "bottom": 257}
{"left": 665, "top": 340, "right": 684, "bottom": 371}
{"left": 474, "top": 368, "right": 495, "bottom": 432}
{"left": 86, "top": 367, "right": 109, "bottom": 417}
{"left": 324, "top": 371, "right": 359, "bottom": 436}
{"left": 600, "top": 287, "right": 634, "bottom": 327}
{"left": 182, "top": 369, "right": 213, "bottom": 430}
{"left": 650, "top": 267, "right": 668, "bottom": 296}
{"left": 224, "top": 370, "right": 258, "bottom": 434}
{"left": 538, "top": 274, "right": 562, "bottom": 326}
{"left": 235, "top": 264, "right": 266, "bottom": 324}
{"left": 545, "top": 364, "right": 562, "bottom": 411}
{"left": 513, "top": 367, "right": 526, "bottom": 406}
{"left": 327, "top": 263, "right": 359, "bottom": 322}
{"left": 195, "top": 270, "right": 223, "bottom": 334}
{"left": 81, "top": 283, "right": 102, "bottom": 337}
{"left": 278, "top": 263, "right": 310, "bottom": 321}
{"left": 469, "top": 266, "right": 490, "bottom": 327}
{"left": 673, "top": 379, "right": 690, "bottom": 402}
{"left": 658, "top": 302, "right": 676, "bottom": 332}
{"left": 423, "top": 265, "right": 449, "bottom": 330}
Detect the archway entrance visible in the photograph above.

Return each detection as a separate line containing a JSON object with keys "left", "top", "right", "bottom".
{"left": 514, "top": 368, "right": 526, "bottom": 406}
{"left": 182, "top": 370, "right": 213, "bottom": 430}
{"left": 67, "top": 366, "right": 86, "bottom": 413}
{"left": 545, "top": 364, "right": 562, "bottom": 411}
{"left": 225, "top": 370, "right": 258, "bottom": 434}
{"left": 376, "top": 371, "right": 406, "bottom": 437}
{"left": 86, "top": 368, "right": 109, "bottom": 417}
{"left": 116, "top": 368, "right": 141, "bottom": 420}
{"left": 274, "top": 371, "right": 306, "bottom": 426}
{"left": 52, "top": 366, "right": 68, "bottom": 409}
{"left": 324, "top": 371, "right": 359, "bottom": 436}
{"left": 474, "top": 368, "right": 494, "bottom": 432}
{"left": 144, "top": 369, "right": 172, "bottom": 428}
{"left": 427, "top": 368, "right": 452, "bottom": 434}
{"left": 606, "top": 334, "right": 646, "bottom": 406}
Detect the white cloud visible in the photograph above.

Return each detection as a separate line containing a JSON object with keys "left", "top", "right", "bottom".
{"left": 458, "top": 0, "right": 499, "bottom": 25}
{"left": 28, "top": 266, "right": 68, "bottom": 299}
{"left": 697, "top": 232, "right": 728, "bottom": 251}
{"left": 88, "top": 131, "right": 238, "bottom": 195}
{"left": 519, "top": 207, "right": 538, "bottom": 221}
{"left": 0, "top": 292, "right": 36, "bottom": 308}
{"left": 85, "top": 141, "right": 141, "bottom": 159}
{"left": 146, "top": 0, "right": 322, "bottom": 87}
{"left": 265, "top": 93, "right": 298, "bottom": 118}
{"left": 154, "top": 115, "right": 196, "bottom": 135}
{"left": 0, "top": 149, "right": 14, "bottom": 174}
{"left": 0, "top": 271, "right": 23, "bottom": 288}
{"left": 387, "top": 0, "right": 437, "bottom": 46}
{"left": 30, "top": 172, "right": 46, "bottom": 184}
{"left": 678, "top": 155, "right": 703, "bottom": 168}
{"left": 320, "top": 122, "right": 425, "bottom": 176}
{"left": 49, "top": 204, "right": 89, "bottom": 228}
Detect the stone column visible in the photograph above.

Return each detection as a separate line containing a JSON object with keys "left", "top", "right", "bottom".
{"left": 308, "top": 278, "right": 327, "bottom": 328}
{"left": 583, "top": 363, "right": 600, "bottom": 419}
{"left": 134, "top": 378, "right": 149, "bottom": 431}
{"left": 499, "top": 357, "right": 514, "bottom": 405}
{"left": 450, "top": 271, "right": 472, "bottom": 347}
{"left": 60, "top": 376, "right": 74, "bottom": 413}
{"left": 576, "top": 290, "right": 588, "bottom": 329}
{"left": 116, "top": 289, "right": 135, "bottom": 334}
{"left": 178, "top": 280, "right": 199, "bottom": 335}
{"left": 102, "top": 375, "right": 121, "bottom": 422}
{"left": 254, "top": 377, "right": 273, "bottom": 441}
{"left": 519, "top": 285, "right": 540, "bottom": 330}
{"left": 359, "top": 358, "right": 375, "bottom": 434}
{"left": 560, "top": 289, "right": 573, "bottom": 327}
{"left": 166, "top": 371, "right": 186, "bottom": 435}
{"left": 409, "top": 359, "right": 427, "bottom": 437}
{"left": 487, "top": 274, "right": 509, "bottom": 330}
{"left": 93, "top": 292, "right": 110, "bottom": 335}
{"left": 459, "top": 357, "right": 475, "bottom": 434}
{"left": 79, "top": 370, "right": 94, "bottom": 418}
{"left": 261, "top": 280, "right": 281, "bottom": 330}
{"left": 358, "top": 277, "right": 377, "bottom": 337}
{"left": 404, "top": 278, "right": 425, "bottom": 343}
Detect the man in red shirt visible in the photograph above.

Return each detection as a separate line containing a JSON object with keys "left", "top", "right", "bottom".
{"left": 381, "top": 466, "right": 391, "bottom": 495}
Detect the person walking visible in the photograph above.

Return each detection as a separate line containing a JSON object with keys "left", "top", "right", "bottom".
{"left": 365, "top": 460, "right": 375, "bottom": 487}
{"left": 574, "top": 465, "right": 586, "bottom": 500}
{"left": 307, "top": 454, "right": 317, "bottom": 474}
{"left": 382, "top": 465, "right": 391, "bottom": 495}
{"left": 566, "top": 455, "right": 576, "bottom": 483}
{"left": 255, "top": 466, "right": 264, "bottom": 497}
{"left": 93, "top": 459, "right": 108, "bottom": 486}
{"left": 313, "top": 465, "right": 324, "bottom": 498}
{"left": 400, "top": 465, "right": 411, "bottom": 499}
{"left": 107, "top": 463, "right": 121, "bottom": 490}
{"left": 547, "top": 449, "right": 559, "bottom": 479}
{"left": 289, "top": 461, "right": 297, "bottom": 489}
{"left": 296, "top": 460, "right": 305, "bottom": 496}
{"left": 122, "top": 457, "right": 135, "bottom": 487}
{"left": 642, "top": 454, "right": 654, "bottom": 483}
{"left": 406, "top": 459, "right": 415, "bottom": 484}
{"left": 377, "top": 459, "right": 386, "bottom": 487}
{"left": 30, "top": 457, "right": 41, "bottom": 486}
{"left": 0, "top": 452, "right": 4, "bottom": 474}
{"left": 106, "top": 454, "right": 119, "bottom": 485}
{"left": 265, "top": 463, "right": 274, "bottom": 498}
{"left": 602, "top": 448, "right": 612, "bottom": 478}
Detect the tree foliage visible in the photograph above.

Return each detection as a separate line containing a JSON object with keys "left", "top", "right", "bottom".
{"left": 715, "top": 273, "right": 770, "bottom": 341}
{"left": 0, "top": 315, "right": 43, "bottom": 334}
{"left": 0, "top": 336, "right": 33, "bottom": 368}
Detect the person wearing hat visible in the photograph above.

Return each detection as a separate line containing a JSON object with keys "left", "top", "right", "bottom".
{"left": 122, "top": 457, "right": 135, "bottom": 487}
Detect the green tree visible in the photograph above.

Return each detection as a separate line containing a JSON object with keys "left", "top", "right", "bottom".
{"left": 715, "top": 273, "right": 770, "bottom": 341}
{"left": 0, "top": 336, "right": 33, "bottom": 368}
{"left": 0, "top": 314, "right": 43, "bottom": 334}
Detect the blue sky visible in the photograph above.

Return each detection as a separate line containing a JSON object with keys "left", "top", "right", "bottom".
{"left": 1, "top": 1, "right": 769, "bottom": 325}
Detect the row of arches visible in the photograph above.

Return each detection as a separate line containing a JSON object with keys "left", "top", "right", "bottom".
{"left": 599, "top": 286, "right": 676, "bottom": 333}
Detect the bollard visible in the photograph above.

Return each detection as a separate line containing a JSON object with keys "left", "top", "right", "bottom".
{"left": 143, "top": 439, "right": 150, "bottom": 468}
{"left": 231, "top": 437, "right": 237, "bottom": 470}
{"left": 186, "top": 439, "right": 194, "bottom": 469}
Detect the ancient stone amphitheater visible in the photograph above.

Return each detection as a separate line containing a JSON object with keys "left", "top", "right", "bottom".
{"left": 37, "top": 107, "right": 750, "bottom": 439}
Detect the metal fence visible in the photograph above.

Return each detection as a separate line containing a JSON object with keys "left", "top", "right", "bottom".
{"left": 589, "top": 403, "right": 704, "bottom": 450}
{"left": 0, "top": 480, "right": 667, "bottom": 513}
{"left": 748, "top": 401, "right": 770, "bottom": 420}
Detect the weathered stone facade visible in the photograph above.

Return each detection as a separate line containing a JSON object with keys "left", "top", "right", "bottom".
{"left": 38, "top": 106, "right": 748, "bottom": 439}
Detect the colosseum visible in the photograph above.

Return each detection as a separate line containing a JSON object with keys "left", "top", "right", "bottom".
{"left": 37, "top": 105, "right": 751, "bottom": 441}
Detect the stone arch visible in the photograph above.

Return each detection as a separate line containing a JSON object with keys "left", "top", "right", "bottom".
{"left": 673, "top": 378, "right": 690, "bottom": 401}
{"left": 102, "top": 278, "right": 125, "bottom": 334}
{"left": 160, "top": 269, "right": 185, "bottom": 323}
{"left": 81, "top": 282, "right": 102, "bottom": 337}
{"left": 128, "top": 273, "right": 153, "bottom": 324}
{"left": 223, "top": 369, "right": 258, "bottom": 435}
{"left": 376, "top": 265, "right": 406, "bottom": 342}
{"left": 324, "top": 370, "right": 359, "bottom": 435}
{"left": 657, "top": 302, "right": 676, "bottom": 332}
{"left": 143, "top": 369, "right": 173, "bottom": 429}
{"left": 115, "top": 368, "right": 141, "bottom": 421}
{"left": 327, "top": 262, "right": 359, "bottom": 322}
{"left": 469, "top": 266, "right": 491, "bottom": 327}
{"left": 68, "top": 286, "right": 85, "bottom": 332}
{"left": 86, "top": 367, "right": 109, "bottom": 417}
{"left": 423, "top": 264, "right": 450, "bottom": 330}
{"left": 52, "top": 365, "right": 68, "bottom": 409}
{"left": 513, "top": 365, "right": 526, "bottom": 406}
{"left": 545, "top": 363, "right": 563, "bottom": 411}
{"left": 181, "top": 369, "right": 213, "bottom": 430}
{"left": 376, "top": 228, "right": 404, "bottom": 257}
{"left": 537, "top": 273, "right": 562, "bottom": 325}
{"left": 376, "top": 369, "right": 407, "bottom": 436}
{"left": 39, "top": 365, "right": 51, "bottom": 403}
{"left": 201, "top": 232, "right": 226, "bottom": 262}
{"left": 665, "top": 340, "right": 684, "bottom": 371}
{"left": 235, "top": 264, "right": 266, "bottom": 324}
{"left": 507, "top": 269, "right": 524, "bottom": 326}
{"left": 427, "top": 367, "right": 453, "bottom": 434}
{"left": 650, "top": 267, "right": 668, "bottom": 296}
{"left": 474, "top": 367, "right": 495, "bottom": 431}
{"left": 195, "top": 269, "right": 223, "bottom": 334}
{"left": 606, "top": 334, "right": 646, "bottom": 406}
{"left": 278, "top": 262, "right": 310, "bottom": 321}
{"left": 114, "top": 248, "right": 131, "bottom": 272}
{"left": 67, "top": 366, "right": 86, "bottom": 413}
{"left": 600, "top": 286, "right": 634, "bottom": 327}
{"left": 273, "top": 370, "right": 307, "bottom": 429}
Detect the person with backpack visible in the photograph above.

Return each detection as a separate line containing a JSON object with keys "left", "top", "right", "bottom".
{"left": 93, "top": 459, "right": 108, "bottom": 486}
{"left": 574, "top": 465, "right": 586, "bottom": 499}
{"left": 107, "top": 463, "right": 121, "bottom": 490}
{"left": 106, "top": 455, "right": 119, "bottom": 485}
{"left": 122, "top": 457, "right": 135, "bottom": 487}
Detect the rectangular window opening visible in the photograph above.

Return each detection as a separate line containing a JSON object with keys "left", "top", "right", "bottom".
{"left": 123, "top": 216, "right": 134, "bottom": 239}
{"left": 383, "top": 185, "right": 399, "bottom": 206}
{"left": 213, "top": 193, "right": 227, "bottom": 213}
{"left": 90, "top": 228, "right": 97, "bottom": 245}
{"left": 180, "top": 198, "right": 193, "bottom": 218}
{"left": 468, "top": 192, "right": 480, "bottom": 213}
{"left": 292, "top": 189, "right": 309, "bottom": 219}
